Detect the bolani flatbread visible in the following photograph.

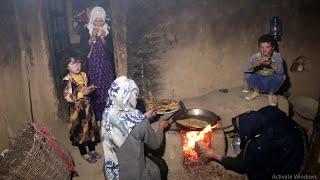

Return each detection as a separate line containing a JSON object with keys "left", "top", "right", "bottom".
{"left": 177, "top": 118, "right": 209, "bottom": 129}
{"left": 146, "top": 99, "right": 180, "bottom": 114}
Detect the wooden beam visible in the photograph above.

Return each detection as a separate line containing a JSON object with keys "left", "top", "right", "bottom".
{"left": 110, "top": 0, "right": 128, "bottom": 76}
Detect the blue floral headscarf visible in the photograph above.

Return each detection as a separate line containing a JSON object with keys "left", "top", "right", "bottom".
{"left": 101, "top": 76, "right": 145, "bottom": 180}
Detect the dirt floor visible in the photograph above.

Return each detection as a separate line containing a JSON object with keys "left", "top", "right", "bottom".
{"left": 52, "top": 126, "right": 105, "bottom": 180}
{"left": 71, "top": 144, "right": 105, "bottom": 180}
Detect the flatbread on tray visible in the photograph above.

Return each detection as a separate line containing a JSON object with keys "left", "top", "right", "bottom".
{"left": 146, "top": 99, "right": 180, "bottom": 114}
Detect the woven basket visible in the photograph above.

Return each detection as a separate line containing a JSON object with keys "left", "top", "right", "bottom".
{"left": 0, "top": 125, "right": 73, "bottom": 180}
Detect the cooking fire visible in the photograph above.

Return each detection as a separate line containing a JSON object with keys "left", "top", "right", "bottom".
{"left": 181, "top": 124, "right": 218, "bottom": 165}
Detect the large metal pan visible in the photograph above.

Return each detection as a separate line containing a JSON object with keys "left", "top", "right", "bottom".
{"left": 173, "top": 108, "right": 221, "bottom": 131}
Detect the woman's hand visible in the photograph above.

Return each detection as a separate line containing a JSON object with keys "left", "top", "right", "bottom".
{"left": 205, "top": 147, "right": 222, "bottom": 161}
{"left": 196, "top": 142, "right": 222, "bottom": 161}
{"left": 159, "top": 119, "right": 169, "bottom": 129}
{"left": 92, "top": 27, "right": 98, "bottom": 37}
{"left": 144, "top": 108, "right": 157, "bottom": 118}
{"left": 89, "top": 30, "right": 97, "bottom": 45}
{"left": 100, "top": 29, "right": 106, "bottom": 38}
{"left": 100, "top": 29, "right": 106, "bottom": 44}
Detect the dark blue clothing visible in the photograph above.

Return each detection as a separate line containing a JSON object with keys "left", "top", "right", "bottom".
{"left": 246, "top": 73, "right": 285, "bottom": 93}
{"left": 221, "top": 106, "right": 305, "bottom": 180}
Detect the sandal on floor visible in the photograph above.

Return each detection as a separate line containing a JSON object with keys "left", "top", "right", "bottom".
{"left": 268, "top": 94, "right": 278, "bottom": 106}
{"left": 83, "top": 156, "right": 97, "bottom": 163}
{"left": 89, "top": 151, "right": 101, "bottom": 159}
{"left": 242, "top": 88, "right": 250, "bottom": 93}
{"left": 245, "top": 92, "right": 260, "bottom": 101}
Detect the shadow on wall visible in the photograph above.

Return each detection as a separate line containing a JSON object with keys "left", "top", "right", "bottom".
{"left": 278, "top": 58, "right": 291, "bottom": 97}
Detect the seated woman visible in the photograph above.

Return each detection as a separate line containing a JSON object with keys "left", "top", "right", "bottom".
{"left": 198, "top": 106, "right": 306, "bottom": 180}
{"left": 243, "top": 34, "right": 285, "bottom": 106}
{"left": 101, "top": 76, "right": 169, "bottom": 180}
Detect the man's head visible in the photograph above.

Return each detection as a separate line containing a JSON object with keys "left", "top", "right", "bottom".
{"left": 258, "top": 34, "right": 276, "bottom": 57}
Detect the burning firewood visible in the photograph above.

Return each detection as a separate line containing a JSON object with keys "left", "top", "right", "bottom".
{"left": 181, "top": 125, "right": 215, "bottom": 165}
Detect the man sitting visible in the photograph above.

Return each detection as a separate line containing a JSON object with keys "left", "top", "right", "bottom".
{"left": 243, "top": 34, "right": 285, "bottom": 106}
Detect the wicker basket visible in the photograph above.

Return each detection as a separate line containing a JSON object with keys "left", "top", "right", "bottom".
{"left": 0, "top": 125, "right": 74, "bottom": 180}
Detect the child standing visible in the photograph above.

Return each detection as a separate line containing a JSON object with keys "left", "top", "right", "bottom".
{"left": 62, "top": 52, "right": 100, "bottom": 163}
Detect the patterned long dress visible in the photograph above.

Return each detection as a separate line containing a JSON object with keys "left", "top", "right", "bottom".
{"left": 63, "top": 72, "right": 99, "bottom": 146}
{"left": 87, "top": 37, "right": 115, "bottom": 121}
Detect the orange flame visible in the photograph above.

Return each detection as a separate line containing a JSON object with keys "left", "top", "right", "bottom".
{"left": 184, "top": 124, "right": 218, "bottom": 149}
{"left": 181, "top": 124, "right": 217, "bottom": 164}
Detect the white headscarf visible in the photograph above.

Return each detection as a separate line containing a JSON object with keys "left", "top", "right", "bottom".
{"left": 86, "top": 6, "right": 110, "bottom": 37}
{"left": 101, "top": 76, "right": 145, "bottom": 180}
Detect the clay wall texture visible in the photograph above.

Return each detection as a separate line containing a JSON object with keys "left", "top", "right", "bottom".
{"left": 125, "top": 0, "right": 320, "bottom": 100}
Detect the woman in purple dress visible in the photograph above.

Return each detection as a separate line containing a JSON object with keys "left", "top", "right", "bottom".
{"left": 80, "top": 6, "right": 115, "bottom": 123}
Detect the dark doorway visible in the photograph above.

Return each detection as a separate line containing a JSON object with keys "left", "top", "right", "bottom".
{"left": 44, "top": 0, "right": 116, "bottom": 121}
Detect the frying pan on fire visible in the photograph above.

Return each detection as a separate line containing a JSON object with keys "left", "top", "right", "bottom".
{"left": 173, "top": 108, "right": 221, "bottom": 131}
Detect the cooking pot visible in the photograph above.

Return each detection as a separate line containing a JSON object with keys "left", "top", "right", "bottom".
{"left": 173, "top": 108, "right": 221, "bottom": 131}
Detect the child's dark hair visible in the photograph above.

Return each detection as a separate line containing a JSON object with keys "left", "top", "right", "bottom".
{"left": 258, "top": 34, "right": 279, "bottom": 52}
{"left": 62, "top": 49, "right": 85, "bottom": 75}
{"left": 67, "top": 50, "right": 83, "bottom": 64}
{"left": 258, "top": 34, "right": 276, "bottom": 47}
{"left": 63, "top": 50, "right": 84, "bottom": 68}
